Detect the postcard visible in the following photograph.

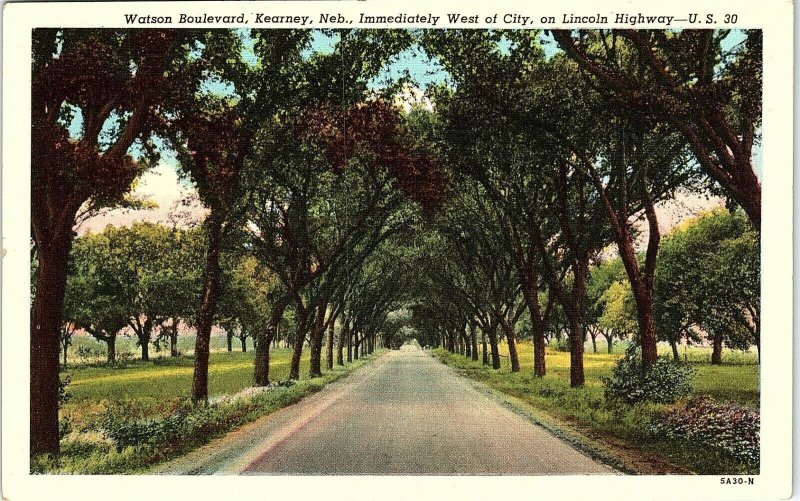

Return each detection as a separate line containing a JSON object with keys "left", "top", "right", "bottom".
{"left": 2, "top": 0, "right": 793, "bottom": 499}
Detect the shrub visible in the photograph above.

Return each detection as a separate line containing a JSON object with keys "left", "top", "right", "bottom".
{"left": 649, "top": 396, "right": 759, "bottom": 466}
{"left": 76, "top": 345, "right": 104, "bottom": 363}
{"left": 116, "top": 351, "right": 134, "bottom": 364}
{"left": 101, "top": 400, "right": 193, "bottom": 451}
{"left": 59, "top": 417, "right": 73, "bottom": 439}
{"left": 551, "top": 337, "right": 571, "bottom": 352}
{"left": 603, "top": 344, "right": 694, "bottom": 404}
{"left": 59, "top": 375, "right": 72, "bottom": 405}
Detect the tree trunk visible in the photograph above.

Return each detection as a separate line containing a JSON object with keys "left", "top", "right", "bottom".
{"left": 139, "top": 319, "right": 152, "bottom": 362}
{"left": 500, "top": 319, "right": 520, "bottom": 372}
{"left": 326, "top": 319, "right": 335, "bottom": 370}
{"left": 347, "top": 327, "right": 353, "bottom": 363}
{"left": 635, "top": 297, "right": 659, "bottom": 366}
{"left": 488, "top": 325, "right": 501, "bottom": 370}
{"left": 309, "top": 305, "right": 326, "bottom": 378}
{"left": 509, "top": 231, "right": 547, "bottom": 377}
{"left": 106, "top": 334, "right": 117, "bottom": 363}
{"left": 30, "top": 236, "right": 71, "bottom": 455}
{"left": 226, "top": 332, "right": 233, "bottom": 352}
{"left": 141, "top": 337, "right": 150, "bottom": 361}
{"left": 254, "top": 294, "right": 290, "bottom": 386}
{"left": 670, "top": 339, "right": 679, "bottom": 361}
{"left": 353, "top": 332, "right": 359, "bottom": 360}
{"left": 289, "top": 306, "right": 309, "bottom": 380}
{"left": 192, "top": 210, "right": 224, "bottom": 403}
{"left": 241, "top": 337, "right": 247, "bottom": 352}
{"left": 62, "top": 342, "right": 68, "bottom": 367}
{"left": 569, "top": 316, "right": 585, "bottom": 387}
{"left": 590, "top": 332, "right": 598, "bottom": 354}
{"left": 481, "top": 329, "right": 488, "bottom": 365}
{"left": 470, "top": 323, "right": 479, "bottom": 361}
{"left": 337, "top": 319, "right": 349, "bottom": 366}
{"left": 603, "top": 333, "right": 614, "bottom": 354}
{"left": 711, "top": 331, "right": 723, "bottom": 365}
{"left": 170, "top": 321, "right": 179, "bottom": 357}
{"left": 580, "top": 150, "right": 661, "bottom": 367}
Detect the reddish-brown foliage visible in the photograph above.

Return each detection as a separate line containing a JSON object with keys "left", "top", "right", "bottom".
{"left": 300, "top": 100, "right": 448, "bottom": 214}
{"left": 177, "top": 108, "right": 247, "bottom": 210}
{"left": 32, "top": 30, "right": 178, "bottom": 223}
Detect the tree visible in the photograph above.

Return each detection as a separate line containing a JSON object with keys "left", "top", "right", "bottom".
{"left": 552, "top": 30, "right": 762, "bottom": 229}
{"left": 58, "top": 322, "right": 77, "bottom": 367}
{"left": 66, "top": 223, "right": 202, "bottom": 364}
{"left": 149, "top": 226, "right": 203, "bottom": 357}
{"left": 428, "top": 183, "right": 526, "bottom": 371}
{"left": 65, "top": 233, "right": 129, "bottom": 363}
{"left": 31, "top": 28, "right": 179, "bottom": 454}
{"left": 655, "top": 210, "right": 760, "bottom": 363}
{"left": 596, "top": 281, "right": 638, "bottom": 343}
{"left": 243, "top": 116, "right": 426, "bottom": 380}
{"left": 217, "top": 254, "right": 280, "bottom": 357}
{"left": 586, "top": 259, "right": 627, "bottom": 354}
{"left": 163, "top": 29, "right": 315, "bottom": 403}
{"left": 424, "top": 31, "right": 619, "bottom": 385}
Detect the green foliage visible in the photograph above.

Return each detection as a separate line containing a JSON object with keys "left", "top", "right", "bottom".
{"left": 603, "top": 345, "right": 694, "bottom": 405}
{"left": 551, "top": 337, "right": 571, "bottom": 353}
{"left": 74, "top": 345, "right": 100, "bottom": 363}
{"left": 596, "top": 280, "right": 637, "bottom": 337}
{"left": 58, "top": 418, "right": 73, "bottom": 440}
{"left": 58, "top": 375, "right": 72, "bottom": 406}
{"left": 101, "top": 399, "right": 193, "bottom": 451}
{"left": 66, "top": 222, "right": 204, "bottom": 357}
{"left": 655, "top": 210, "right": 760, "bottom": 350}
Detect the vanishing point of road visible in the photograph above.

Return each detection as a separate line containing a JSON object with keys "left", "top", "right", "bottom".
{"left": 158, "top": 343, "right": 616, "bottom": 475}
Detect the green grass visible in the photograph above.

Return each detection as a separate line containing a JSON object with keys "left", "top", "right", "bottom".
{"left": 542, "top": 341, "right": 759, "bottom": 407}
{"left": 61, "top": 348, "right": 309, "bottom": 429}
{"left": 434, "top": 342, "right": 759, "bottom": 475}
{"left": 39, "top": 347, "right": 384, "bottom": 474}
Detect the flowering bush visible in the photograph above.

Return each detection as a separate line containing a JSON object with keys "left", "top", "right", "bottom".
{"left": 650, "top": 396, "right": 760, "bottom": 466}
{"left": 602, "top": 344, "right": 694, "bottom": 404}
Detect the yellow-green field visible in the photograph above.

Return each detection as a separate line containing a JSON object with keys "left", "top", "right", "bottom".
{"left": 493, "top": 342, "right": 759, "bottom": 407}
{"left": 62, "top": 348, "right": 320, "bottom": 428}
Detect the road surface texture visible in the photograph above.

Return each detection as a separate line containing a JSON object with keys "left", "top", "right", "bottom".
{"left": 157, "top": 343, "right": 616, "bottom": 475}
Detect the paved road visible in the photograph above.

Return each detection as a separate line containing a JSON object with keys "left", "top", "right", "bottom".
{"left": 158, "top": 344, "right": 615, "bottom": 475}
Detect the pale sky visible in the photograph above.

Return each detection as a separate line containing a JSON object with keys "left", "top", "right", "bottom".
{"left": 77, "top": 162, "right": 206, "bottom": 235}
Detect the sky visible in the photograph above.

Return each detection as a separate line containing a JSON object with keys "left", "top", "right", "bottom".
{"left": 78, "top": 29, "right": 755, "bottom": 238}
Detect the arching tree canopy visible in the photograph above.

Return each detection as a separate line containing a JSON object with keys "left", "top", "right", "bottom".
{"left": 32, "top": 28, "right": 761, "bottom": 460}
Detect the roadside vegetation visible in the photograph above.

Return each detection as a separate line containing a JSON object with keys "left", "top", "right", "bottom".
{"left": 37, "top": 348, "right": 383, "bottom": 474}
{"left": 434, "top": 342, "right": 758, "bottom": 474}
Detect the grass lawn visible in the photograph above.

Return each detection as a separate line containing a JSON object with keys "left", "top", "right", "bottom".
{"left": 40, "top": 345, "right": 383, "bottom": 474}
{"left": 433, "top": 341, "right": 759, "bottom": 475}
{"left": 509, "top": 342, "right": 759, "bottom": 408}
{"left": 62, "top": 347, "right": 310, "bottom": 428}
